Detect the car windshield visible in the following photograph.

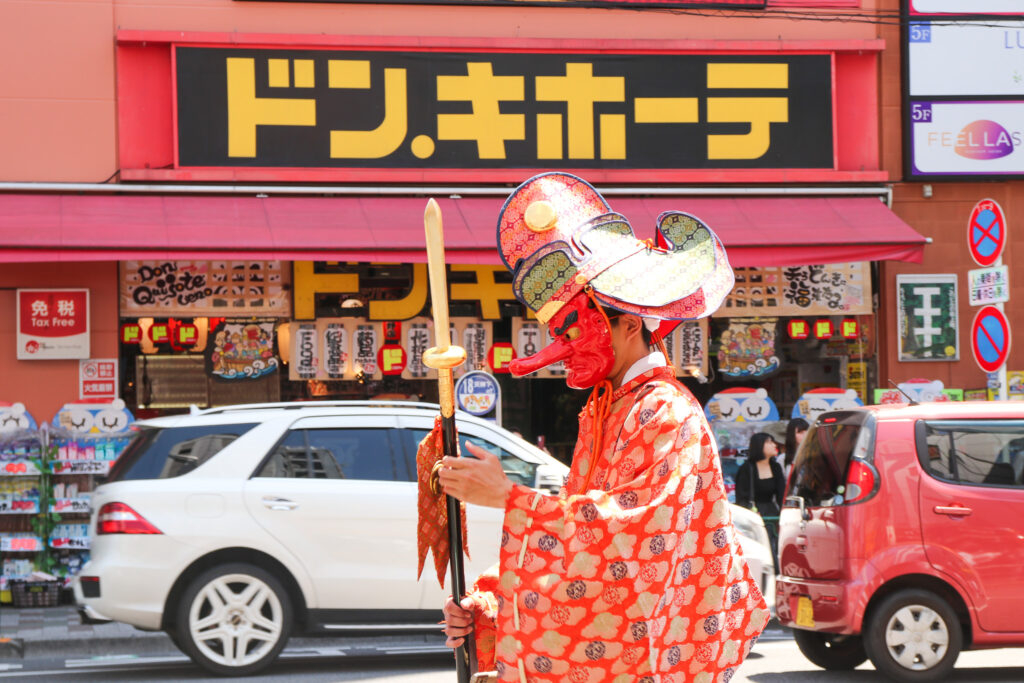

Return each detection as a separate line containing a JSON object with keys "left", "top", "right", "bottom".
{"left": 787, "top": 412, "right": 870, "bottom": 507}
{"left": 107, "top": 423, "right": 258, "bottom": 481}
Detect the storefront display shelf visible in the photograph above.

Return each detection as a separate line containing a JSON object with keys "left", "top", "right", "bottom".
{"left": 49, "top": 497, "right": 92, "bottom": 514}
{"left": 0, "top": 460, "right": 43, "bottom": 476}
{"left": 49, "top": 460, "right": 112, "bottom": 475}
{"left": 0, "top": 534, "right": 45, "bottom": 552}
{"left": 0, "top": 497, "right": 41, "bottom": 514}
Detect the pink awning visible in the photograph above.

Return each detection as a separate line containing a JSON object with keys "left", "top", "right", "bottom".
{"left": 0, "top": 193, "right": 927, "bottom": 266}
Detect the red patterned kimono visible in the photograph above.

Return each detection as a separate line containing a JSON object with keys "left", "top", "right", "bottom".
{"left": 467, "top": 365, "right": 769, "bottom": 683}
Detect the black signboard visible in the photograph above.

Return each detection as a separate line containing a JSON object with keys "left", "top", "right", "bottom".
{"left": 176, "top": 47, "right": 833, "bottom": 171}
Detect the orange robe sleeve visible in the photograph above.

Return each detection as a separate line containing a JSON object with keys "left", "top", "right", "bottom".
{"left": 487, "top": 371, "right": 769, "bottom": 683}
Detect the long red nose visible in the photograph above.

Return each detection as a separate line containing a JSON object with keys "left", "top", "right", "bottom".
{"left": 508, "top": 338, "right": 573, "bottom": 377}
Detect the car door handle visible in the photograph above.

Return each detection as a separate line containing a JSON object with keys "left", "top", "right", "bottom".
{"left": 795, "top": 535, "right": 808, "bottom": 552}
{"left": 262, "top": 496, "right": 298, "bottom": 511}
{"left": 933, "top": 505, "right": 972, "bottom": 517}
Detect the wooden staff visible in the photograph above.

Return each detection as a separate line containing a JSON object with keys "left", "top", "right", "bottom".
{"left": 421, "top": 198, "right": 475, "bottom": 682}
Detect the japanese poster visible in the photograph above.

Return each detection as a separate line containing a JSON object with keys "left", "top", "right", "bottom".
{"left": 175, "top": 47, "right": 833, "bottom": 176}
{"left": 720, "top": 263, "right": 871, "bottom": 317}
{"left": 897, "top": 274, "right": 959, "bottom": 361}
{"left": 206, "top": 320, "right": 279, "bottom": 380}
{"left": 120, "top": 261, "right": 290, "bottom": 316}
{"left": 16, "top": 289, "right": 90, "bottom": 360}
{"left": 717, "top": 318, "right": 781, "bottom": 379}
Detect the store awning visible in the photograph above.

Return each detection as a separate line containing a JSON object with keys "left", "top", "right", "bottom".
{"left": 0, "top": 193, "right": 927, "bottom": 266}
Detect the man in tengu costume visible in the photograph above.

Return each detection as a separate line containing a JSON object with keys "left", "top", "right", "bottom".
{"left": 437, "top": 173, "right": 769, "bottom": 683}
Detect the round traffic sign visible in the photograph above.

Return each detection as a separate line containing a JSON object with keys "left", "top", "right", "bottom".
{"left": 454, "top": 370, "right": 500, "bottom": 416}
{"left": 968, "top": 199, "right": 1006, "bottom": 267}
{"left": 970, "top": 305, "right": 1011, "bottom": 374}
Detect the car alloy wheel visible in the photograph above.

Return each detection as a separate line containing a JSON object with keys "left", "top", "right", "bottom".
{"left": 865, "top": 589, "right": 962, "bottom": 682}
{"left": 176, "top": 563, "right": 293, "bottom": 676}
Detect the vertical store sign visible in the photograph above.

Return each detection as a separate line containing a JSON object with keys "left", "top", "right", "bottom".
{"left": 896, "top": 274, "right": 959, "bottom": 361}
{"left": 17, "top": 289, "right": 90, "bottom": 360}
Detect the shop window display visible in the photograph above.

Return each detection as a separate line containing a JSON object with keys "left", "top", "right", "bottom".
{"left": 0, "top": 400, "right": 134, "bottom": 604}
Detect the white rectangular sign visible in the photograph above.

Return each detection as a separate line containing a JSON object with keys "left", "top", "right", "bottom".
{"left": 968, "top": 265, "right": 1010, "bottom": 305}
{"left": 909, "top": 21, "right": 1024, "bottom": 96}
{"left": 911, "top": 1, "right": 1024, "bottom": 14}
{"left": 79, "top": 359, "right": 119, "bottom": 400}
{"left": 910, "top": 100, "right": 1024, "bottom": 175}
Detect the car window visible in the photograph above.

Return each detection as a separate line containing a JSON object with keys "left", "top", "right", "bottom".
{"left": 918, "top": 420, "right": 1024, "bottom": 488}
{"left": 108, "top": 424, "right": 258, "bottom": 481}
{"left": 401, "top": 428, "right": 537, "bottom": 488}
{"left": 787, "top": 414, "right": 869, "bottom": 507}
{"left": 257, "top": 428, "right": 399, "bottom": 481}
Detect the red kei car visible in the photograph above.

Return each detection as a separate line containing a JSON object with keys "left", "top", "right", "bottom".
{"left": 776, "top": 401, "right": 1024, "bottom": 682}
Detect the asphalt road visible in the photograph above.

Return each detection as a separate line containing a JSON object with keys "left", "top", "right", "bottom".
{"left": 1, "top": 634, "right": 1023, "bottom": 682}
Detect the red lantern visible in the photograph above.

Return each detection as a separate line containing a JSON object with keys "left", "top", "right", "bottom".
{"left": 840, "top": 318, "right": 859, "bottom": 339}
{"left": 813, "top": 319, "right": 834, "bottom": 339}
{"left": 383, "top": 321, "right": 402, "bottom": 343}
{"left": 788, "top": 319, "right": 810, "bottom": 340}
{"left": 149, "top": 322, "right": 170, "bottom": 344}
{"left": 487, "top": 342, "right": 516, "bottom": 374}
{"left": 121, "top": 323, "right": 142, "bottom": 344}
{"left": 377, "top": 344, "right": 407, "bottom": 376}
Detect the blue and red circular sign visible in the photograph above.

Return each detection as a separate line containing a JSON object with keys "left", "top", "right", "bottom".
{"left": 968, "top": 199, "right": 1006, "bottom": 267}
{"left": 971, "top": 305, "right": 1011, "bottom": 374}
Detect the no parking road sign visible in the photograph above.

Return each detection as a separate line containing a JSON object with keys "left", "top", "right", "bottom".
{"left": 971, "top": 305, "right": 1011, "bottom": 374}
{"left": 968, "top": 199, "right": 1006, "bottom": 267}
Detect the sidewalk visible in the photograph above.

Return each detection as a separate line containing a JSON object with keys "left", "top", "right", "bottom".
{"left": 0, "top": 605, "right": 174, "bottom": 658}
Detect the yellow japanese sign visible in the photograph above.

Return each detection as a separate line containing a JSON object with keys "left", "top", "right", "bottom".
{"left": 175, "top": 47, "right": 833, "bottom": 178}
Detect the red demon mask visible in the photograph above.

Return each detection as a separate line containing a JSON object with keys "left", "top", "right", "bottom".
{"left": 509, "top": 292, "right": 615, "bottom": 389}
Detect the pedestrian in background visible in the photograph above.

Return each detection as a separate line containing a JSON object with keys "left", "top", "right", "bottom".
{"left": 736, "top": 431, "right": 786, "bottom": 571}
{"left": 779, "top": 417, "right": 809, "bottom": 481}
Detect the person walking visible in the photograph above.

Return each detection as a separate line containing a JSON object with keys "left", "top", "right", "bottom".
{"left": 735, "top": 432, "right": 786, "bottom": 571}
{"left": 433, "top": 172, "right": 769, "bottom": 683}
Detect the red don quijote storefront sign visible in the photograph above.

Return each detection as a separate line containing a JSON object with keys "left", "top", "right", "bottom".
{"left": 17, "top": 289, "right": 90, "bottom": 359}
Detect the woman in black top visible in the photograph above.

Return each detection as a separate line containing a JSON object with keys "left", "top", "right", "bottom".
{"left": 735, "top": 431, "right": 786, "bottom": 571}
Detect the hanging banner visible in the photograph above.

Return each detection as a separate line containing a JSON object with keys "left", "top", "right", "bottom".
{"left": 512, "top": 319, "right": 566, "bottom": 379}
{"left": 673, "top": 319, "right": 709, "bottom": 380}
{"left": 717, "top": 318, "right": 781, "bottom": 379}
{"left": 16, "top": 289, "right": 90, "bottom": 360}
{"left": 206, "top": 320, "right": 279, "bottom": 380}
{"left": 897, "top": 274, "right": 959, "bottom": 361}
{"left": 719, "top": 263, "right": 871, "bottom": 317}
{"left": 403, "top": 319, "right": 435, "bottom": 381}
{"left": 120, "top": 261, "right": 290, "bottom": 316}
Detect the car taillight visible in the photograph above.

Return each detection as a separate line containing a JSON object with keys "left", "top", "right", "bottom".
{"left": 844, "top": 458, "right": 876, "bottom": 504}
{"left": 96, "top": 502, "right": 162, "bottom": 535}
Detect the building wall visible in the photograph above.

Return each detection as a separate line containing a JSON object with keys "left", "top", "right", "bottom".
{"left": 0, "top": 263, "right": 119, "bottom": 421}
{"left": 876, "top": 0, "right": 1021, "bottom": 392}
{"left": 0, "top": 0, "right": 880, "bottom": 182}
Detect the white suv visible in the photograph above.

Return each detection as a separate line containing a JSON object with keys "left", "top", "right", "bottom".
{"left": 74, "top": 400, "right": 774, "bottom": 676}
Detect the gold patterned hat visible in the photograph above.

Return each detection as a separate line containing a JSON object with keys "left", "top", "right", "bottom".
{"left": 497, "top": 172, "right": 734, "bottom": 326}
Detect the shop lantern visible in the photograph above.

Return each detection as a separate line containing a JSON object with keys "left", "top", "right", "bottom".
{"left": 377, "top": 343, "right": 407, "bottom": 376}
{"left": 813, "top": 319, "right": 834, "bottom": 339}
{"left": 487, "top": 342, "right": 516, "bottom": 374}
{"left": 175, "top": 323, "right": 199, "bottom": 347}
{"left": 787, "top": 319, "right": 810, "bottom": 340}
{"left": 148, "top": 321, "right": 170, "bottom": 344}
{"left": 840, "top": 318, "right": 859, "bottom": 339}
{"left": 121, "top": 323, "right": 142, "bottom": 344}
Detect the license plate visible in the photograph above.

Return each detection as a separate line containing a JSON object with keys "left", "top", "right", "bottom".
{"left": 795, "top": 596, "right": 815, "bottom": 628}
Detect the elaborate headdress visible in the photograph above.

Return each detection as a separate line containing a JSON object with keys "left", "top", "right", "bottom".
{"left": 497, "top": 172, "right": 734, "bottom": 336}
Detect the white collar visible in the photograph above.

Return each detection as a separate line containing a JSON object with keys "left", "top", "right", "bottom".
{"left": 620, "top": 351, "right": 667, "bottom": 387}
